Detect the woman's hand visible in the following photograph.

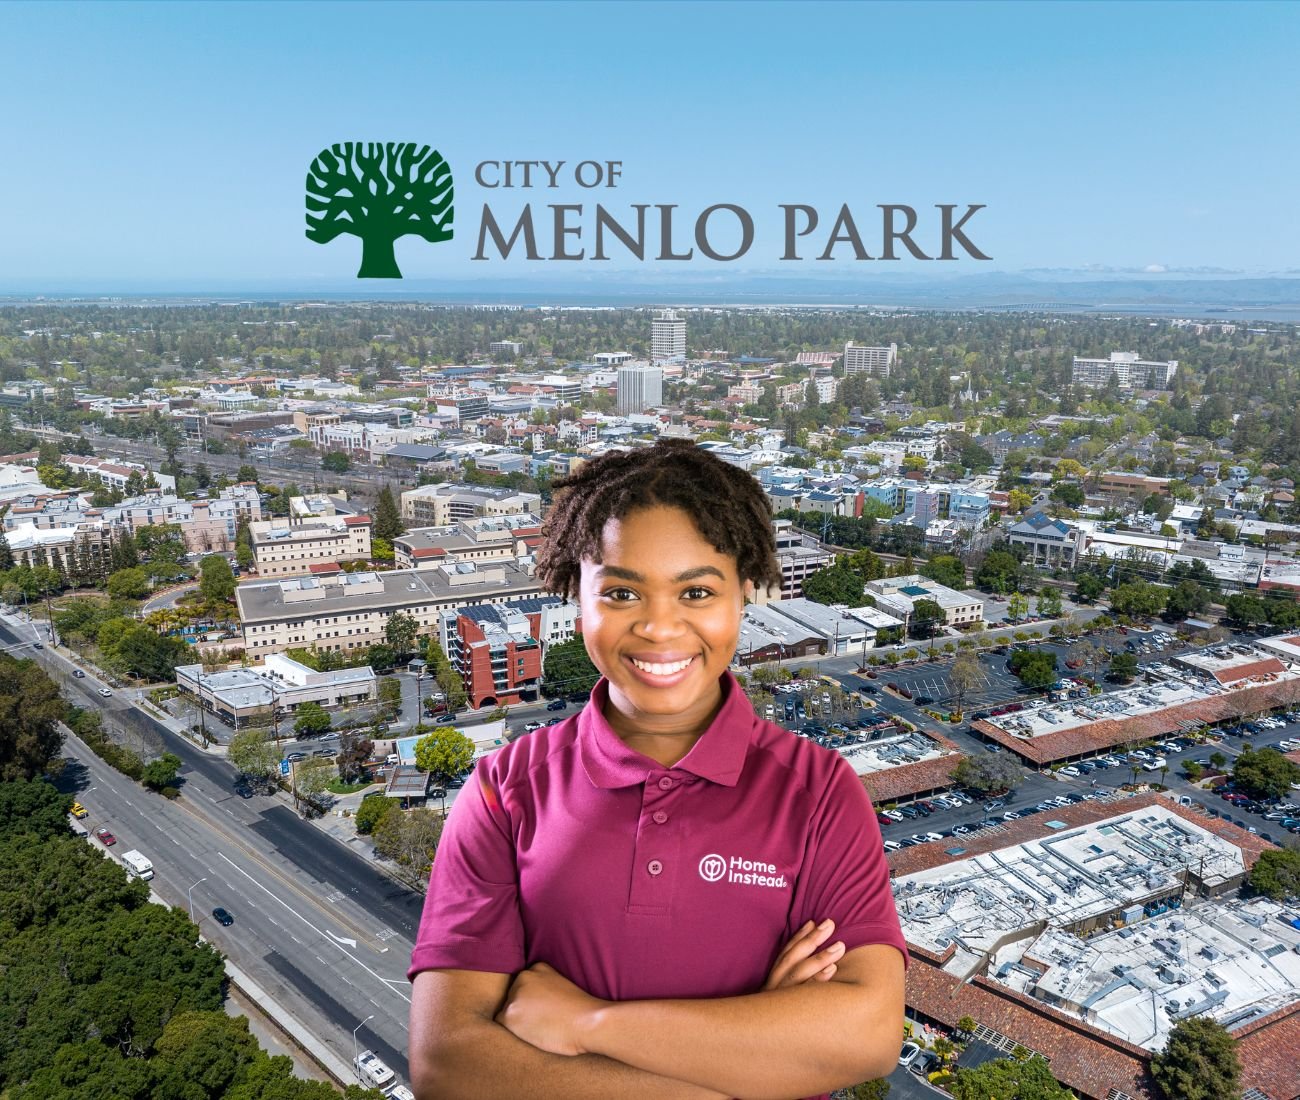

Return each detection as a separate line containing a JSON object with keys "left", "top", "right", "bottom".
{"left": 763, "top": 919, "right": 846, "bottom": 990}
{"left": 496, "top": 961, "right": 607, "bottom": 1056}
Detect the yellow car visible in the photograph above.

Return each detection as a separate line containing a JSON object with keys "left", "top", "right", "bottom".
{"left": 70, "top": 802, "right": 88, "bottom": 819}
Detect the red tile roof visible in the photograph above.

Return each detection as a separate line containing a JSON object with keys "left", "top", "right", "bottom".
{"left": 1213, "top": 656, "right": 1285, "bottom": 685}
{"left": 308, "top": 562, "right": 341, "bottom": 574}
{"left": 343, "top": 514, "right": 371, "bottom": 526}
{"left": 973, "top": 678, "right": 1300, "bottom": 765}
{"left": 856, "top": 729, "right": 967, "bottom": 805}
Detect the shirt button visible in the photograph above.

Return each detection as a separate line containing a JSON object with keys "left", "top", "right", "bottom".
{"left": 647, "top": 859, "right": 663, "bottom": 876}
{"left": 652, "top": 810, "right": 668, "bottom": 825}
{"left": 658, "top": 776, "right": 674, "bottom": 790}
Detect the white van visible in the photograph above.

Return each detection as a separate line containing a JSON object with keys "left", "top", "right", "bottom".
{"left": 122, "top": 850, "right": 154, "bottom": 881}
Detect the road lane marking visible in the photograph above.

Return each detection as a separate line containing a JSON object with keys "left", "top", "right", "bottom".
{"left": 217, "top": 853, "right": 410, "bottom": 1004}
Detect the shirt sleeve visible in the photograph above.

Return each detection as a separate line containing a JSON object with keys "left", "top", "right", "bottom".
{"left": 788, "top": 760, "right": 909, "bottom": 968}
{"left": 407, "top": 765, "right": 526, "bottom": 981}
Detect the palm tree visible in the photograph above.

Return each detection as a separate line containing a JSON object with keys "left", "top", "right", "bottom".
{"left": 1130, "top": 765, "right": 1141, "bottom": 788}
{"left": 1160, "top": 764, "right": 1169, "bottom": 788}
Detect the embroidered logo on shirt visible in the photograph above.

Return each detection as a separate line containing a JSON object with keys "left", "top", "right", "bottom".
{"left": 699, "top": 853, "right": 788, "bottom": 888}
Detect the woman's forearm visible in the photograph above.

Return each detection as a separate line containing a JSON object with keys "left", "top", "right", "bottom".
{"left": 414, "top": 1015, "right": 731, "bottom": 1100}
{"left": 577, "top": 977, "right": 902, "bottom": 1099}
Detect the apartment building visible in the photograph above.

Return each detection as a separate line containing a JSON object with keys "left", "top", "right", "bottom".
{"left": 842, "top": 342, "right": 897, "bottom": 377}
{"left": 440, "top": 596, "right": 577, "bottom": 708}
{"left": 1072, "top": 350, "right": 1178, "bottom": 390}
{"left": 235, "top": 564, "right": 546, "bottom": 658}
{"left": 771, "top": 518, "right": 834, "bottom": 600}
{"left": 392, "top": 514, "right": 542, "bottom": 570}
{"left": 399, "top": 483, "right": 541, "bottom": 527}
{"left": 63, "top": 455, "right": 176, "bottom": 495}
{"left": 250, "top": 515, "right": 372, "bottom": 577}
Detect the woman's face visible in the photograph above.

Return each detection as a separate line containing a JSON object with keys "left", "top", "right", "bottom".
{"left": 578, "top": 505, "right": 747, "bottom": 740}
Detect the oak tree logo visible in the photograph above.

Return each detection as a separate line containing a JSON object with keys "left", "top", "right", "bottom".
{"left": 305, "top": 142, "right": 454, "bottom": 279}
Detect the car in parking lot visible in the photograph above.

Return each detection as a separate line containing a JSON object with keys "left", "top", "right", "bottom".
{"left": 313, "top": 748, "right": 334, "bottom": 758}
{"left": 285, "top": 751, "right": 306, "bottom": 762}
{"left": 212, "top": 907, "right": 234, "bottom": 926}
{"left": 94, "top": 827, "right": 116, "bottom": 846}
{"left": 898, "top": 1042, "right": 921, "bottom": 1068}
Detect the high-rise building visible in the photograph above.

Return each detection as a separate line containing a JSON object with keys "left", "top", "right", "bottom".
{"left": 651, "top": 309, "right": 687, "bottom": 362}
{"left": 842, "top": 342, "right": 897, "bottom": 376}
{"left": 1071, "top": 351, "right": 1178, "bottom": 390}
{"left": 616, "top": 364, "right": 664, "bottom": 415}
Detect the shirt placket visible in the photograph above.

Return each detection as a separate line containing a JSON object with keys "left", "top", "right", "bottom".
{"left": 627, "top": 771, "right": 686, "bottom": 914}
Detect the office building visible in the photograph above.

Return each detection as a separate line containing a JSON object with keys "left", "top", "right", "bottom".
{"left": 651, "top": 309, "right": 686, "bottom": 363}
{"left": 616, "top": 364, "right": 663, "bottom": 415}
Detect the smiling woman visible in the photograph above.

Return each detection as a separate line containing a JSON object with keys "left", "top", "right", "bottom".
{"left": 407, "top": 440, "right": 907, "bottom": 1100}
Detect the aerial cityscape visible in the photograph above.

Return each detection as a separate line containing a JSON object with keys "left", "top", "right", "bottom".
{"left": 5, "top": 0, "right": 1300, "bottom": 1097}
{"left": 2, "top": 298, "right": 1300, "bottom": 1099}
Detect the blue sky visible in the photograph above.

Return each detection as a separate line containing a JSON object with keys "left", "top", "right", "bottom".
{"left": 1, "top": 0, "right": 1297, "bottom": 288}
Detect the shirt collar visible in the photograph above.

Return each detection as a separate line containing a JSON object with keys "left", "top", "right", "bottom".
{"left": 578, "top": 671, "right": 755, "bottom": 790}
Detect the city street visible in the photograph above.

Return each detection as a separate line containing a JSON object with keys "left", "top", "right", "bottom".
{"left": 0, "top": 614, "right": 427, "bottom": 1090}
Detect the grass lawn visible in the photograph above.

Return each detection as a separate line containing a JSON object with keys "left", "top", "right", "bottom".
{"left": 326, "top": 778, "right": 377, "bottom": 795}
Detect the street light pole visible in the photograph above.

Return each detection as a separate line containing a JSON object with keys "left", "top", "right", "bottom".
{"left": 352, "top": 1014, "right": 375, "bottom": 1078}
{"left": 187, "top": 876, "right": 207, "bottom": 921}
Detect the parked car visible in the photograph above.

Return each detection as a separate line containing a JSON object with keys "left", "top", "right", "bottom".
{"left": 70, "top": 802, "right": 88, "bottom": 819}
{"left": 546, "top": 699, "right": 568, "bottom": 711}
{"left": 94, "top": 827, "right": 116, "bottom": 846}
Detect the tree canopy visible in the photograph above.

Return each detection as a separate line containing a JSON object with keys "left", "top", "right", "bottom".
{"left": 951, "top": 752, "right": 1023, "bottom": 794}
{"left": 0, "top": 654, "right": 67, "bottom": 781}
{"left": 1008, "top": 647, "right": 1058, "bottom": 690}
{"left": 541, "top": 636, "right": 600, "bottom": 698}
{"left": 1150, "top": 1017, "right": 1242, "bottom": 1100}
{"left": 1248, "top": 847, "right": 1300, "bottom": 900}
{"left": 951, "top": 1055, "right": 1075, "bottom": 1100}
{"left": 413, "top": 725, "right": 475, "bottom": 781}
{"left": 1232, "top": 745, "right": 1300, "bottom": 801}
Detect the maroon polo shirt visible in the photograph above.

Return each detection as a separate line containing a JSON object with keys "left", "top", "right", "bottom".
{"left": 409, "top": 673, "right": 907, "bottom": 1098}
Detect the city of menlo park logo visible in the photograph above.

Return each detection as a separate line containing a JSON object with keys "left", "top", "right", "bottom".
{"left": 699, "top": 853, "right": 788, "bottom": 889}
{"left": 306, "top": 142, "right": 454, "bottom": 279}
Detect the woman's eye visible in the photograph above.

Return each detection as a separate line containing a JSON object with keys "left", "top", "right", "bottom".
{"left": 602, "top": 588, "right": 637, "bottom": 602}
{"left": 683, "top": 586, "right": 714, "bottom": 601}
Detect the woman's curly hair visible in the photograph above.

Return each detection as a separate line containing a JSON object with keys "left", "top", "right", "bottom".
{"left": 536, "top": 439, "right": 782, "bottom": 599}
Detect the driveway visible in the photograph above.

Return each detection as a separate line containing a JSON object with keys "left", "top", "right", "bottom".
{"left": 142, "top": 581, "right": 199, "bottom": 614}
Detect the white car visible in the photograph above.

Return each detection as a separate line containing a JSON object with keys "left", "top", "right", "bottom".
{"left": 1059, "top": 766, "right": 1080, "bottom": 777}
{"left": 98, "top": 687, "right": 113, "bottom": 698}
{"left": 899, "top": 1041, "right": 921, "bottom": 1067}
{"left": 883, "top": 810, "right": 905, "bottom": 822}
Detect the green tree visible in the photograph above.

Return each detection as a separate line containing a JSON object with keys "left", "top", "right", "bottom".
{"left": 1232, "top": 745, "right": 1300, "bottom": 800}
{"left": 1049, "top": 481, "right": 1085, "bottom": 508}
{"left": 355, "top": 791, "right": 398, "bottom": 835}
{"left": 804, "top": 563, "right": 867, "bottom": 606}
{"left": 385, "top": 611, "right": 419, "bottom": 658}
{"left": 1248, "top": 847, "right": 1300, "bottom": 900}
{"left": 974, "top": 549, "right": 1023, "bottom": 594}
{"left": 0, "top": 654, "right": 68, "bottom": 780}
{"left": 336, "top": 730, "right": 374, "bottom": 783}
{"left": 293, "top": 701, "right": 332, "bottom": 737}
{"left": 378, "top": 676, "right": 403, "bottom": 717}
{"left": 321, "top": 450, "right": 351, "bottom": 473}
{"left": 199, "top": 554, "right": 236, "bottom": 603}
{"left": 106, "top": 566, "right": 152, "bottom": 601}
{"left": 951, "top": 752, "right": 1023, "bottom": 794}
{"left": 1036, "top": 587, "right": 1063, "bottom": 619}
{"left": 228, "top": 728, "right": 281, "bottom": 784}
{"left": 1006, "top": 591, "right": 1030, "bottom": 621}
{"left": 921, "top": 554, "right": 965, "bottom": 589}
{"left": 949, "top": 649, "right": 981, "bottom": 717}
{"left": 373, "top": 484, "right": 405, "bottom": 541}
{"left": 237, "top": 464, "right": 260, "bottom": 484}
{"left": 1108, "top": 651, "right": 1139, "bottom": 681}
{"left": 541, "top": 636, "right": 600, "bottom": 698}
{"left": 841, "top": 1081, "right": 891, "bottom": 1100}
{"left": 909, "top": 598, "right": 945, "bottom": 638}
{"left": 952, "top": 1056, "right": 1075, "bottom": 1100}
{"left": 141, "top": 752, "right": 183, "bottom": 793}
{"left": 1073, "top": 572, "right": 1106, "bottom": 603}
{"left": 373, "top": 805, "right": 444, "bottom": 885}
{"left": 1008, "top": 647, "right": 1057, "bottom": 689}
{"left": 1163, "top": 578, "right": 1212, "bottom": 622}
{"left": 1110, "top": 580, "right": 1167, "bottom": 619}
{"left": 1150, "top": 1017, "right": 1242, "bottom": 1100}
{"left": 414, "top": 725, "right": 475, "bottom": 781}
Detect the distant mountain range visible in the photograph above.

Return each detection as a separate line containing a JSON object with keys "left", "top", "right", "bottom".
{"left": 6, "top": 272, "right": 1300, "bottom": 314}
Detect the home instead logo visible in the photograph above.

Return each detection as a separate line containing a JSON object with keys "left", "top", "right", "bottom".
{"left": 305, "top": 142, "right": 454, "bottom": 279}
{"left": 306, "top": 149, "right": 990, "bottom": 277}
